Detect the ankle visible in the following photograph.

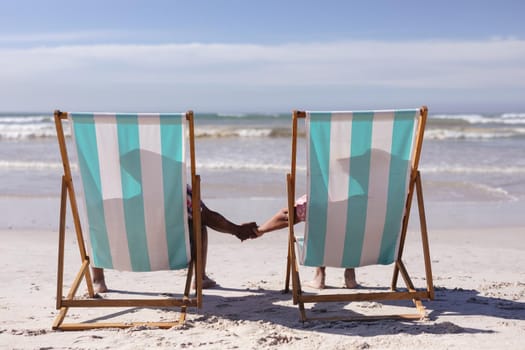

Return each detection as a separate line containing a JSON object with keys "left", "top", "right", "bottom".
{"left": 344, "top": 268, "right": 358, "bottom": 288}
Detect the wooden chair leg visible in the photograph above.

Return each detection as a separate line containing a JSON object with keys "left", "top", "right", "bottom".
{"left": 284, "top": 241, "right": 292, "bottom": 293}
{"left": 416, "top": 172, "right": 434, "bottom": 299}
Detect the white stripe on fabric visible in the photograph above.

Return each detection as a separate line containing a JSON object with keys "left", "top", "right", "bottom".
{"left": 323, "top": 112, "right": 352, "bottom": 267}
{"left": 394, "top": 113, "right": 420, "bottom": 258}
{"left": 301, "top": 115, "right": 311, "bottom": 265}
{"left": 138, "top": 114, "right": 170, "bottom": 271}
{"left": 180, "top": 120, "right": 191, "bottom": 263}
{"left": 68, "top": 115, "right": 91, "bottom": 262}
{"left": 94, "top": 114, "right": 132, "bottom": 271}
{"left": 360, "top": 111, "right": 394, "bottom": 266}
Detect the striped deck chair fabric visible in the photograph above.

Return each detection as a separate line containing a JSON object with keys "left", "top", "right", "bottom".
{"left": 70, "top": 113, "right": 191, "bottom": 272}
{"left": 52, "top": 109, "right": 202, "bottom": 330}
{"left": 300, "top": 109, "right": 420, "bottom": 268}
{"left": 285, "top": 107, "right": 433, "bottom": 321}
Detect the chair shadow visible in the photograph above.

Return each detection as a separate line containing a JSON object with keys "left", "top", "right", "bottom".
{"left": 74, "top": 284, "right": 523, "bottom": 337}
{"left": 73, "top": 284, "right": 262, "bottom": 324}
{"left": 300, "top": 282, "right": 525, "bottom": 320}
{"left": 359, "top": 285, "right": 525, "bottom": 322}
{"left": 194, "top": 283, "right": 524, "bottom": 336}
{"left": 425, "top": 286, "right": 525, "bottom": 321}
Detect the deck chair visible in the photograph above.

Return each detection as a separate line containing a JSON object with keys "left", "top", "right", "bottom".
{"left": 53, "top": 110, "right": 203, "bottom": 330}
{"left": 284, "top": 107, "right": 434, "bottom": 321}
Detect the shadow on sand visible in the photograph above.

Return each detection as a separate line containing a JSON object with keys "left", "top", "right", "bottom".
{"left": 77, "top": 283, "right": 523, "bottom": 337}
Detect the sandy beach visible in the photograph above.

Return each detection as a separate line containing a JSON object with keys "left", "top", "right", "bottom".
{"left": 1, "top": 1, "right": 524, "bottom": 348}
{"left": 1, "top": 196, "right": 524, "bottom": 349}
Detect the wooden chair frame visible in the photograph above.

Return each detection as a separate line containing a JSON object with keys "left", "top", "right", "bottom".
{"left": 53, "top": 110, "right": 203, "bottom": 330}
{"left": 284, "top": 106, "right": 434, "bottom": 321}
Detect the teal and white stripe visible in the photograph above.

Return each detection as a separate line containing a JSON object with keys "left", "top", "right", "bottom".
{"left": 301, "top": 110, "right": 419, "bottom": 268}
{"left": 70, "top": 113, "right": 190, "bottom": 272}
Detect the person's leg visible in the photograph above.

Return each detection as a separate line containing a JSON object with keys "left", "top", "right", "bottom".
{"left": 304, "top": 267, "right": 358, "bottom": 289}
{"left": 201, "top": 205, "right": 258, "bottom": 241}
{"left": 304, "top": 266, "right": 326, "bottom": 289}
{"left": 194, "top": 225, "right": 217, "bottom": 289}
{"left": 344, "top": 268, "right": 358, "bottom": 289}
{"left": 92, "top": 267, "right": 108, "bottom": 293}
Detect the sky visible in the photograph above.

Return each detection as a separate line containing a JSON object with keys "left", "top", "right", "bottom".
{"left": 0, "top": 0, "right": 524, "bottom": 114}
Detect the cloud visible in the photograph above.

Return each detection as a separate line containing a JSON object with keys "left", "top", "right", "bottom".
{"left": 0, "top": 30, "right": 131, "bottom": 44}
{"left": 2, "top": 39, "right": 524, "bottom": 86}
{"left": 0, "top": 39, "right": 524, "bottom": 111}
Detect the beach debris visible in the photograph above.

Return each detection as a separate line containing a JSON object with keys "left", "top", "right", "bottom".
{"left": 9, "top": 328, "right": 47, "bottom": 336}
{"left": 257, "top": 331, "right": 300, "bottom": 346}
{"left": 424, "top": 321, "right": 464, "bottom": 334}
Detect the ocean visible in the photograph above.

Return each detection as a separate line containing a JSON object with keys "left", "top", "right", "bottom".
{"left": 1, "top": 111, "right": 525, "bottom": 229}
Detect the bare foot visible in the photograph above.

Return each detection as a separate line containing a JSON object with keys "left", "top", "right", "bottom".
{"left": 344, "top": 268, "right": 358, "bottom": 289}
{"left": 304, "top": 267, "right": 326, "bottom": 289}
{"left": 91, "top": 267, "right": 108, "bottom": 293}
{"left": 93, "top": 279, "right": 108, "bottom": 293}
{"left": 193, "top": 275, "right": 217, "bottom": 290}
{"left": 202, "top": 275, "right": 217, "bottom": 289}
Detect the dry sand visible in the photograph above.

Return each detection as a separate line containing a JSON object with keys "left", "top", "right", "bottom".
{"left": 0, "top": 198, "right": 524, "bottom": 349}
{"left": 0, "top": 198, "right": 525, "bottom": 350}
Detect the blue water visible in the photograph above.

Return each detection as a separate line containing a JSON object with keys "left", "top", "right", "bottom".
{"left": 1, "top": 112, "right": 524, "bottom": 203}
